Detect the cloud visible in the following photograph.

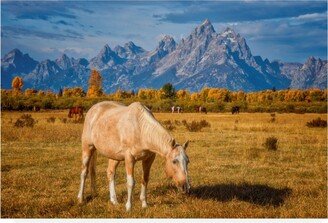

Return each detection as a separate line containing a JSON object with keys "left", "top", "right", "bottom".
{"left": 2, "top": 26, "right": 83, "bottom": 40}
{"left": 41, "top": 47, "right": 95, "bottom": 57}
{"left": 2, "top": 1, "right": 77, "bottom": 21}
{"left": 227, "top": 11, "right": 327, "bottom": 62}
{"left": 55, "top": 20, "right": 71, "bottom": 26}
{"left": 155, "top": 1, "right": 326, "bottom": 24}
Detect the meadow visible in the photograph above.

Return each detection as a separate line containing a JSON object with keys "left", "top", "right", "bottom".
{"left": 1, "top": 110, "right": 327, "bottom": 218}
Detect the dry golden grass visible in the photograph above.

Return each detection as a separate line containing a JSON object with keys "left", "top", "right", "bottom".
{"left": 1, "top": 111, "right": 327, "bottom": 218}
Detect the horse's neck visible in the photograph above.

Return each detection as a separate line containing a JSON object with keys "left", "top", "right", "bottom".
{"left": 139, "top": 111, "right": 173, "bottom": 157}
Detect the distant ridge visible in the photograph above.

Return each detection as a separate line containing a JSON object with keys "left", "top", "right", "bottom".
{"left": 1, "top": 19, "right": 327, "bottom": 92}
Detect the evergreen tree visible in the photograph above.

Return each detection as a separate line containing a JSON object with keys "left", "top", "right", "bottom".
{"left": 161, "top": 83, "right": 175, "bottom": 98}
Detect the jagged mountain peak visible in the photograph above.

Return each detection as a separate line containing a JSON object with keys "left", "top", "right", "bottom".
{"left": 2, "top": 48, "right": 36, "bottom": 63}
{"left": 192, "top": 19, "right": 215, "bottom": 38}
{"left": 124, "top": 41, "right": 136, "bottom": 48}
{"left": 157, "top": 35, "right": 176, "bottom": 51}
{"left": 145, "top": 35, "right": 176, "bottom": 63}
{"left": 59, "top": 53, "right": 69, "bottom": 59}
{"left": 1, "top": 49, "right": 38, "bottom": 89}
{"left": 89, "top": 44, "right": 123, "bottom": 69}
{"left": 124, "top": 41, "right": 145, "bottom": 53}
{"left": 305, "top": 56, "right": 318, "bottom": 64}
{"left": 6, "top": 48, "right": 23, "bottom": 57}
{"left": 99, "top": 44, "right": 113, "bottom": 55}
{"left": 114, "top": 41, "right": 145, "bottom": 59}
{"left": 55, "top": 53, "right": 72, "bottom": 69}
{"left": 220, "top": 26, "right": 238, "bottom": 38}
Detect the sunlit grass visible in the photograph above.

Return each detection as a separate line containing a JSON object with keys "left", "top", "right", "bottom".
{"left": 1, "top": 111, "right": 327, "bottom": 217}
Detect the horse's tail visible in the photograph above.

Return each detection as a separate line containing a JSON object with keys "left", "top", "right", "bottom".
{"left": 88, "top": 149, "right": 97, "bottom": 174}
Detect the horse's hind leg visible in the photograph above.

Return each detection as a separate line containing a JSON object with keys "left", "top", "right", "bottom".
{"left": 140, "top": 153, "right": 156, "bottom": 208}
{"left": 89, "top": 150, "right": 97, "bottom": 197}
{"left": 77, "top": 143, "right": 95, "bottom": 203}
{"left": 107, "top": 159, "right": 120, "bottom": 205}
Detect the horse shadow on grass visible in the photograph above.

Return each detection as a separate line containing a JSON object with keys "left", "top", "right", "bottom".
{"left": 189, "top": 183, "right": 292, "bottom": 207}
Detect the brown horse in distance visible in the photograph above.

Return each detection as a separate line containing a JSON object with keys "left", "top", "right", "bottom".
{"left": 68, "top": 106, "right": 84, "bottom": 121}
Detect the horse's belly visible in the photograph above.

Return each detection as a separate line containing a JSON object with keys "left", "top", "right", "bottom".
{"left": 97, "top": 146, "right": 125, "bottom": 161}
{"left": 131, "top": 149, "right": 154, "bottom": 161}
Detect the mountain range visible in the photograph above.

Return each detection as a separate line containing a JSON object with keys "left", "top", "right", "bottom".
{"left": 1, "top": 19, "right": 327, "bottom": 93}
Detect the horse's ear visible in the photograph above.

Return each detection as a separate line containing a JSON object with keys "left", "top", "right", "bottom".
{"left": 171, "top": 139, "right": 176, "bottom": 148}
{"left": 183, "top": 140, "right": 189, "bottom": 150}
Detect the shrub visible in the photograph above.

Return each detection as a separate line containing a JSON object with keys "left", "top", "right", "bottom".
{"left": 165, "top": 124, "right": 175, "bottom": 131}
{"left": 263, "top": 137, "right": 278, "bottom": 151}
{"left": 183, "top": 119, "right": 211, "bottom": 132}
{"left": 14, "top": 119, "right": 25, "bottom": 128}
{"left": 306, "top": 117, "right": 327, "bottom": 128}
{"left": 47, "top": 116, "right": 56, "bottom": 123}
{"left": 161, "top": 120, "right": 176, "bottom": 131}
{"left": 199, "top": 119, "right": 211, "bottom": 128}
{"left": 14, "top": 114, "right": 37, "bottom": 128}
{"left": 174, "top": 120, "right": 181, "bottom": 125}
{"left": 59, "top": 118, "right": 67, "bottom": 124}
{"left": 162, "top": 120, "right": 172, "bottom": 125}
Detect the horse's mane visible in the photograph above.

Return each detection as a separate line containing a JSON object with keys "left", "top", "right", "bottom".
{"left": 132, "top": 103, "right": 174, "bottom": 155}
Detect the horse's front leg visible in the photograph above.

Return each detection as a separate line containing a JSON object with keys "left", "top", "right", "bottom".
{"left": 140, "top": 153, "right": 156, "bottom": 208}
{"left": 125, "top": 152, "right": 136, "bottom": 212}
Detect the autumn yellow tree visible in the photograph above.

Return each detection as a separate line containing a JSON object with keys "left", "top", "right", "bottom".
{"left": 87, "top": 69, "right": 103, "bottom": 97}
{"left": 63, "top": 87, "right": 86, "bottom": 97}
{"left": 24, "top": 89, "right": 38, "bottom": 96}
{"left": 176, "top": 89, "right": 190, "bottom": 100}
{"left": 12, "top": 76, "right": 24, "bottom": 93}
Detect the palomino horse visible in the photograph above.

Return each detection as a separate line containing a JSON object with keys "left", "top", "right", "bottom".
{"left": 68, "top": 106, "right": 84, "bottom": 121}
{"left": 77, "top": 101, "right": 190, "bottom": 211}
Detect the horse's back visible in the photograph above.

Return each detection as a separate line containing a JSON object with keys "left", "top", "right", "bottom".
{"left": 82, "top": 101, "right": 126, "bottom": 142}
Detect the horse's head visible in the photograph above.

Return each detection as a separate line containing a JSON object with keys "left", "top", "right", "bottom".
{"left": 165, "top": 140, "right": 190, "bottom": 194}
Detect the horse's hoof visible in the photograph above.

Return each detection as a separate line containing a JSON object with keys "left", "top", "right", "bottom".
{"left": 125, "top": 203, "right": 132, "bottom": 212}
{"left": 77, "top": 198, "right": 84, "bottom": 204}
{"left": 111, "top": 200, "right": 119, "bottom": 205}
{"left": 141, "top": 202, "right": 148, "bottom": 208}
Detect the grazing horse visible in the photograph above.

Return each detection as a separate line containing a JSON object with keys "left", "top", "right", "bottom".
{"left": 231, "top": 106, "right": 240, "bottom": 114}
{"left": 198, "top": 106, "right": 207, "bottom": 114}
{"left": 68, "top": 106, "right": 84, "bottom": 121}
{"left": 78, "top": 101, "right": 190, "bottom": 211}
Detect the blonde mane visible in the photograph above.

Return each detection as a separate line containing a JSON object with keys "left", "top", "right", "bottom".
{"left": 135, "top": 104, "right": 174, "bottom": 156}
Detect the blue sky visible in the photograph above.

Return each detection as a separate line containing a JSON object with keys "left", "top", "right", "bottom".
{"left": 1, "top": 1, "right": 327, "bottom": 62}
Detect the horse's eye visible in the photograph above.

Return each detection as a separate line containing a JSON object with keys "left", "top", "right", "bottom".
{"left": 173, "top": 159, "right": 178, "bottom": 164}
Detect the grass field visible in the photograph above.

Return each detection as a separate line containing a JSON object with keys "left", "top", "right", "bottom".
{"left": 1, "top": 110, "right": 327, "bottom": 218}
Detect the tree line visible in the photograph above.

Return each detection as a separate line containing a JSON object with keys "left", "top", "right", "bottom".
{"left": 2, "top": 70, "right": 327, "bottom": 113}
